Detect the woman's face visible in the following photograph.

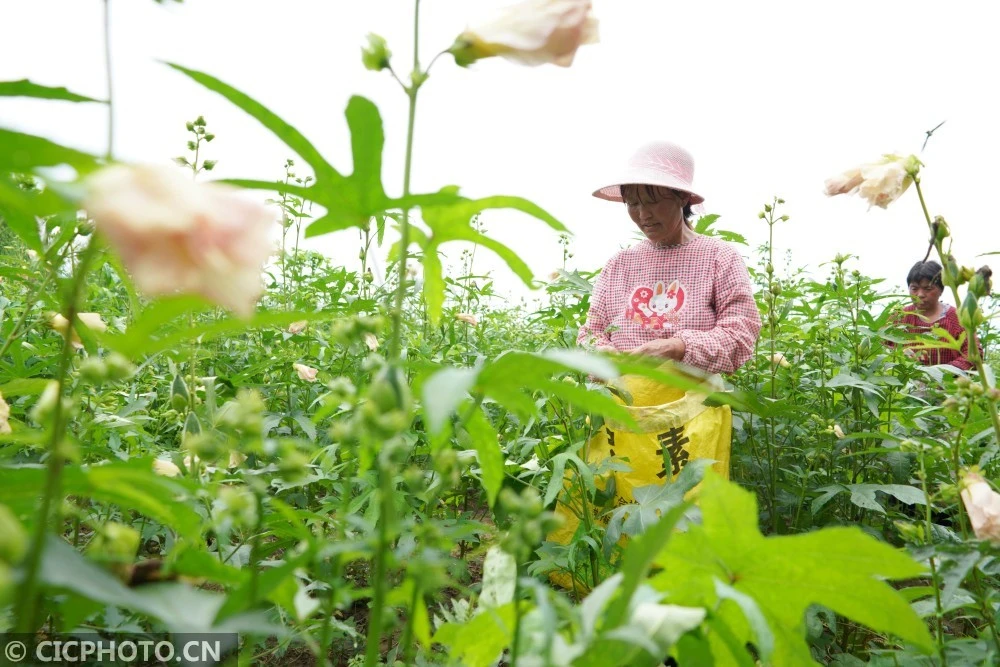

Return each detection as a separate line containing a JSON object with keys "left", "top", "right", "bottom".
{"left": 623, "top": 185, "right": 689, "bottom": 244}
{"left": 909, "top": 280, "right": 942, "bottom": 314}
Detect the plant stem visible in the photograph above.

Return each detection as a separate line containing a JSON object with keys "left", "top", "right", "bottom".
{"left": 15, "top": 241, "right": 99, "bottom": 633}
{"left": 918, "top": 454, "right": 947, "bottom": 665}
{"left": 510, "top": 568, "right": 522, "bottom": 667}
{"left": 387, "top": 0, "right": 422, "bottom": 364}
{"left": 103, "top": 0, "right": 114, "bottom": 161}
{"left": 913, "top": 178, "right": 1000, "bottom": 447}
{"left": 364, "top": 454, "right": 394, "bottom": 667}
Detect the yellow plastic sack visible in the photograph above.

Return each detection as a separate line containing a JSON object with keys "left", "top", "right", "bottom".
{"left": 546, "top": 367, "right": 731, "bottom": 588}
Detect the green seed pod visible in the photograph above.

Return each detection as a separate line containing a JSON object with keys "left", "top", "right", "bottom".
{"left": 105, "top": 352, "right": 136, "bottom": 381}
{"left": 770, "top": 282, "right": 782, "bottom": 296}
{"left": 79, "top": 357, "right": 109, "bottom": 385}
{"left": 171, "top": 375, "right": 190, "bottom": 411}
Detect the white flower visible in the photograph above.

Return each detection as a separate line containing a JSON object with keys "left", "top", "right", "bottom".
{"left": 84, "top": 165, "right": 276, "bottom": 316}
{"left": 288, "top": 320, "right": 308, "bottom": 335}
{"left": 0, "top": 392, "right": 11, "bottom": 435}
{"left": 824, "top": 155, "right": 918, "bottom": 209}
{"left": 833, "top": 424, "right": 846, "bottom": 439}
{"left": 769, "top": 352, "right": 791, "bottom": 368}
{"left": 362, "top": 332, "right": 379, "bottom": 351}
{"left": 631, "top": 602, "right": 706, "bottom": 651}
{"left": 153, "top": 458, "right": 182, "bottom": 477}
{"left": 960, "top": 472, "right": 1000, "bottom": 544}
{"left": 50, "top": 312, "right": 107, "bottom": 350}
{"left": 451, "top": 0, "right": 598, "bottom": 68}
{"left": 455, "top": 313, "right": 479, "bottom": 327}
{"left": 293, "top": 363, "right": 318, "bottom": 382}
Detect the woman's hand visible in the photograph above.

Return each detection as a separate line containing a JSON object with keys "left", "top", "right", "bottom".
{"left": 629, "top": 337, "right": 686, "bottom": 361}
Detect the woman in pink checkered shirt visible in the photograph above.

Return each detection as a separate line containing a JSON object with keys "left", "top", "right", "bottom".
{"left": 578, "top": 141, "right": 762, "bottom": 375}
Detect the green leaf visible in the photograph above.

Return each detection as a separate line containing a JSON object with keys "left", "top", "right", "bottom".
{"left": 0, "top": 378, "right": 52, "bottom": 397}
{"left": 0, "top": 461, "right": 202, "bottom": 539}
{"left": 814, "top": 484, "right": 927, "bottom": 515}
{"left": 422, "top": 365, "right": 480, "bottom": 437}
{"left": 603, "top": 503, "right": 690, "bottom": 629}
{"left": 411, "top": 195, "right": 566, "bottom": 322}
{"left": 714, "top": 578, "right": 774, "bottom": 662}
{"left": 433, "top": 602, "right": 516, "bottom": 667}
{"left": 652, "top": 472, "right": 934, "bottom": 663}
{"left": 39, "top": 536, "right": 282, "bottom": 635}
{"left": 165, "top": 63, "right": 338, "bottom": 183}
{"left": 544, "top": 452, "right": 594, "bottom": 507}
{"left": 0, "top": 128, "right": 100, "bottom": 174}
{"left": 0, "top": 80, "right": 105, "bottom": 103}
{"left": 463, "top": 407, "right": 505, "bottom": 509}
{"left": 479, "top": 546, "right": 517, "bottom": 609}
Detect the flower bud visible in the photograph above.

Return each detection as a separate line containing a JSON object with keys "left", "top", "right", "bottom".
{"left": 933, "top": 216, "right": 950, "bottom": 242}
{"left": 958, "top": 293, "right": 984, "bottom": 330}
{"left": 904, "top": 154, "right": 922, "bottom": 178}
{"left": 361, "top": 33, "right": 392, "bottom": 72}
{"left": 968, "top": 266, "right": 993, "bottom": 300}
{"left": 171, "top": 375, "right": 190, "bottom": 411}
{"left": 941, "top": 254, "right": 963, "bottom": 288}
{"left": 184, "top": 411, "right": 202, "bottom": 436}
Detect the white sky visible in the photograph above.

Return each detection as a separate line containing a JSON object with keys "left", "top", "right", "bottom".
{"left": 3, "top": 0, "right": 1000, "bottom": 308}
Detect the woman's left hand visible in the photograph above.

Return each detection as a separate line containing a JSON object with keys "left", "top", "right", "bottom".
{"left": 630, "top": 337, "right": 686, "bottom": 361}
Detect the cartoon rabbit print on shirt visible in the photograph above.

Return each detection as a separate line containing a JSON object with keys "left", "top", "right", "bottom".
{"left": 626, "top": 280, "right": 686, "bottom": 330}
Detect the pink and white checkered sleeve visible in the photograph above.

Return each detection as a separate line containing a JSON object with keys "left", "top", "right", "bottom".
{"left": 677, "top": 247, "right": 761, "bottom": 374}
{"left": 577, "top": 253, "right": 619, "bottom": 349}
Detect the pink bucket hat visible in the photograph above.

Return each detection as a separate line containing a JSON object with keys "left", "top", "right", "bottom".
{"left": 592, "top": 140, "right": 705, "bottom": 205}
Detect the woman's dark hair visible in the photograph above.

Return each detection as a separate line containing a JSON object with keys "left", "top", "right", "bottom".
{"left": 620, "top": 183, "right": 694, "bottom": 224}
{"left": 906, "top": 260, "right": 943, "bottom": 289}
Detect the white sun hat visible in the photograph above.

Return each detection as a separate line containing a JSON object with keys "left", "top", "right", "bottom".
{"left": 592, "top": 140, "right": 705, "bottom": 205}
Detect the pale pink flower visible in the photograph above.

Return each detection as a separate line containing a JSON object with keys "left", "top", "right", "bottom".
{"left": 0, "top": 391, "right": 11, "bottom": 435}
{"left": 824, "top": 155, "right": 917, "bottom": 209}
{"left": 452, "top": 0, "right": 598, "bottom": 68}
{"left": 50, "top": 312, "right": 107, "bottom": 350}
{"left": 293, "top": 363, "right": 318, "bottom": 382}
{"left": 961, "top": 473, "right": 1000, "bottom": 544}
{"left": 455, "top": 313, "right": 479, "bottom": 327}
{"left": 288, "top": 320, "right": 308, "bottom": 335}
{"left": 769, "top": 352, "right": 791, "bottom": 368}
{"left": 84, "top": 165, "right": 276, "bottom": 317}
{"left": 153, "top": 458, "right": 182, "bottom": 477}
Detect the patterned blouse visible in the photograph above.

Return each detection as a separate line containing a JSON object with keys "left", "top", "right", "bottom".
{"left": 577, "top": 235, "right": 762, "bottom": 374}
{"left": 895, "top": 303, "right": 976, "bottom": 370}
